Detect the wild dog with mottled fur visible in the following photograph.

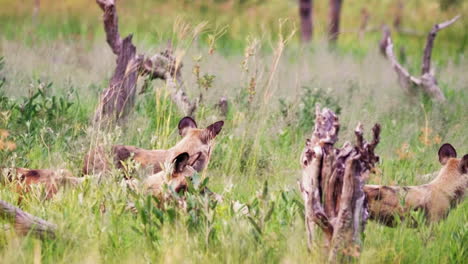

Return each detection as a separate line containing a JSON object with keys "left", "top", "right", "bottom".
{"left": 82, "top": 117, "right": 224, "bottom": 177}
{"left": 1, "top": 167, "right": 83, "bottom": 201}
{"left": 364, "top": 143, "right": 468, "bottom": 226}
{"left": 143, "top": 152, "right": 194, "bottom": 198}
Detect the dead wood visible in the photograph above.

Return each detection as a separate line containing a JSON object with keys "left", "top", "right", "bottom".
{"left": 421, "top": 15, "right": 460, "bottom": 75}
{"left": 216, "top": 96, "right": 229, "bottom": 117}
{"left": 359, "top": 8, "right": 370, "bottom": 39}
{"left": 393, "top": 0, "right": 403, "bottom": 32}
{"left": 383, "top": 15, "right": 460, "bottom": 102}
{"left": 299, "top": 0, "right": 313, "bottom": 42}
{"left": 300, "top": 106, "right": 380, "bottom": 261}
{"left": 0, "top": 200, "right": 56, "bottom": 239}
{"left": 93, "top": 0, "right": 196, "bottom": 124}
{"left": 328, "top": 0, "right": 343, "bottom": 43}
{"left": 379, "top": 25, "right": 391, "bottom": 57}
{"left": 390, "top": 1, "right": 423, "bottom": 37}
{"left": 33, "top": 0, "right": 40, "bottom": 22}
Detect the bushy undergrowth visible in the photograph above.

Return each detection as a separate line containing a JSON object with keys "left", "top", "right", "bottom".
{"left": 0, "top": 80, "right": 87, "bottom": 170}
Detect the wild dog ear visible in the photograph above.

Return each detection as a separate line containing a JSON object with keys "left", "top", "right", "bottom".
{"left": 202, "top": 121, "right": 224, "bottom": 142}
{"left": 178, "top": 117, "right": 197, "bottom": 137}
{"left": 460, "top": 154, "right": 468, "bottom": 174}
{"left": 173, "top": 152, "right": 190, "bottom": 173}
{"left": 438, "top": 143, "right": 457, "bottom": 165}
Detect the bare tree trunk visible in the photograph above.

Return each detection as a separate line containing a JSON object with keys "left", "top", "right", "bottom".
{"left": 216, "top": 96, "right": 229, "bottom": 117}
{"left": 393, "top": 1, "right": 403, "bottom": 32}
{"left": 359, "top": 8, "right": 369, "bottom": 39}
{"left": 300, "top": 106, "right": 380, "bottom": 261}
{"left": 379, "top": 25, "right": 391, "bottom": 57}
{"left": 299, "top": 0, "right": 313, "bottom": 43}
{"left": 0, "top": 200, "right": 56, "bottom": 239}
{"left": 94, "top": 35, "right": 140, "bottom": 123}
{"left": 328, "top": 0, "right": 343, "bottom": 43}
{"left": 93, "top": 0, "right": 196, "bottom": 124}
{"left": 383, "top": 15, "right": 460, "bottom": 102}
{"left": 33, "top": 0, "right": 40, "bottom": 23}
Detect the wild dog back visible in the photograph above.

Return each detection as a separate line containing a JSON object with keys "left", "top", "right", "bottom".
{"left": 3, "top": 168, "right": 80, "bottom": 201}
{"left": 82, "top": 116, "right": 224, "bottom": 176}
{"left": 365, "top": 143, "right": 468, "bottom": 226}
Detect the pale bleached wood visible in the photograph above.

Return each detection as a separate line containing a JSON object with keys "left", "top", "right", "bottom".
{"left": 300, "top": 105, "right": 380, "bottom": 260}
{"left": 0, "top": 200, "right": 56, "bottom": 239}
{"left": 93, "top": 0, "right": 196, "bottom": 123}
{"left": 383, "top": 15, "right": 460, "bottom": 102}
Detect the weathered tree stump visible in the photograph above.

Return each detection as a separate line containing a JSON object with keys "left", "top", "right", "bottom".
{"left": 299, "top": 106, "right": 380, "bottom": 261}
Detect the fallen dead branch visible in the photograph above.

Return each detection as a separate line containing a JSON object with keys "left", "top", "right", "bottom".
{"left": 93, "top": 0, "right": 196, "bottom": 124}
{"left": 382, "top": 15, "right": 460, "bottom": 102}
{"left": 299, "top": 106, "right": 380, "bottom": 261}
{"left": 0, "top": 200, "right": 56, "bottom": 239}
{"left": 379, "top": 25, "right": 391, "bottom": 57}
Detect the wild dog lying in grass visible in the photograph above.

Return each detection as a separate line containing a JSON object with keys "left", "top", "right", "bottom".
{"left": 143, "top": 152, "right": 194, "bottom": 198}
{"left": 1, "top": 167, "right": 83, "bottom": 201}
{"left": 142, "top": 151, "right": 222, "bottom": 201}
{"left": 364, "top": 143, "right": 467, "bottom": 226}
{"left": 83, "top": 117, "right": 224, "bottom": 177}
{"left": 124, "top": 152, "right": 221, "bottom": 214}
{"left": 1, "top": 154, "right": 195, "bottom": 204}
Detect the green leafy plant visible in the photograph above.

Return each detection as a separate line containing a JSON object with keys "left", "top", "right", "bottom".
{"left": 297, "top": 86, "right": 341, "bottom": 131}
{"left": 245, "top": 180, "right": 275, "bottom": 242}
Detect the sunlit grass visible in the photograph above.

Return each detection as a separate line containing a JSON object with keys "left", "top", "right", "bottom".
{"left": 0, "top": 2, "right": 467, "bottom": 263}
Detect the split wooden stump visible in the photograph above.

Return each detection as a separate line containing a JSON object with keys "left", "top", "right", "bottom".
{"left": 299, "top": 106, "right": 380, "bottom": 261}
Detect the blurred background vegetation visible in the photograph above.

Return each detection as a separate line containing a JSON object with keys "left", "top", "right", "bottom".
{"left": 1, "top": 0, "right": 467, "bottom": 57}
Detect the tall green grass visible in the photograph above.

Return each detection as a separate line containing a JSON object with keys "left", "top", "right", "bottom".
{"left": 0, "top": 1, "right": 467, "bottom": 263}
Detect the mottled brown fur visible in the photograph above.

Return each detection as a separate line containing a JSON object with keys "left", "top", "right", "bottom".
{"left": 143, "top": 152, "right": 195, "bottom": 199}
{"left": 365, "top": 144, "right": 468, "bottom": 226}
{"left": 82, "top": 117, "right": 224, "bottom": 176}
{"left": 2, "top": 168, "right": 82, "bottom": 201}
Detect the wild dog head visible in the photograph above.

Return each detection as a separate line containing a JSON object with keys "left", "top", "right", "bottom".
{"left": 437, "top": 143, "right": 467, "bottom": 173}
{"left": 82, "top": 116, "right": 224, "bottom": 176}
{"left": 145, "top": 152, "right": 195, "bottom": 197}
{"left": 173, "top": 116, "right": 224, "bottom": 172}
{"left": 5, "top": 168, "right": 76, "bottom": 202}
{"left": 434, "top": 143, "right": 468, "bottom": 200}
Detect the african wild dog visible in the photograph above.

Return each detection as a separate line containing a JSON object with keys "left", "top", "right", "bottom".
{"left": 82, "top": 116, "right": 224, "bottom": 177}
{"left": 143, "top": 152, "right": 194, "bottom": 198}
{"left": 1, "top": 167, "right": 83, "bottom": 201}
{"left": 364, "top": 143, "right": 467, "bottom": 226}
